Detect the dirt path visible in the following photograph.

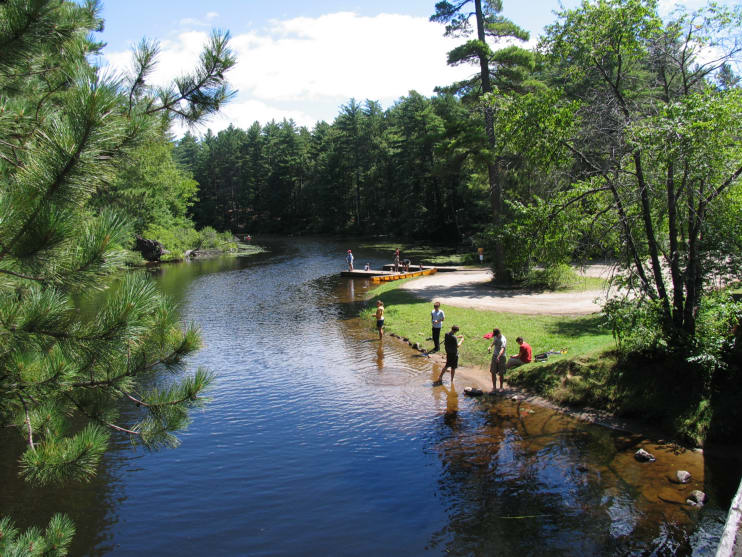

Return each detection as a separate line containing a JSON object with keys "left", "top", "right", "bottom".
{"left": 401, "top": 268, "right": 612, "bottom": 315}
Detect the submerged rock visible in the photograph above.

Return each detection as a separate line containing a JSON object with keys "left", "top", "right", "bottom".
{"left": 686, "top": 490, "right": 707, "bottom": 508}
{"left": 634, "top": 448, "right": 656, "bottom": 462}
{"left": 676, "top": 470, "right": 692, "bottom": 484}
{"left": 464, "top": 387, "right": 483, "bottom": 397}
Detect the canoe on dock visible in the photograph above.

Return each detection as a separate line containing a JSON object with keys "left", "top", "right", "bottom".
{"left": 370, "top": 267, "right": 437, "bottom": 283}
{"left": 339, "top": 268, "right": 438, "bottom": 281}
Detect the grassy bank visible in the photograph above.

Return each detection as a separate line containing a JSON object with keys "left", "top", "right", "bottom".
{"left": 361, "top": 280, "right": 614, "bottom": 371}
{"left": 362, "top": 280, "right": 738, "bottom": 446}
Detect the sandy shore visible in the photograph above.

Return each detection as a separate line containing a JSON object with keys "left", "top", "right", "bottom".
{"left": 400, "top": 266, "right": 616, "bottom": 315}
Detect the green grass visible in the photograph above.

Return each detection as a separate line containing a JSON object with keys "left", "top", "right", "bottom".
{"left": 548, "top": 275, "right": 608, "bottom": 292}
{"left": 362, "top": 284, "right": 614, "bottom": 369}
{"left": 361, "top": 280, "right": 738, "bottom": 445}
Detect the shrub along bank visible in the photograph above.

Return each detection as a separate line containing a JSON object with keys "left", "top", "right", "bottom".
{"left": 362, "top": 281, "right": 742, "bottom": 447}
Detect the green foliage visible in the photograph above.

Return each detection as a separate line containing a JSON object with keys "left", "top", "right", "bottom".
{"left": 0, "top": 0, "right": 233, "bottom": 518}
{"left": 91, "top": 137, "right": 199, "bottom": 235}
{"left": 524, "top": 263, "right": 579, "bottom": 290}
{"left": 177, "top": 93, "right": 491, "bottom": 240}
{"left": 603, "top": 293, "right": 742, "bottom": 379}
{"left": 0, "top": 513, "right": 75, "bottom": 557}
{"left": 143, "top": 224, "right": 200, "bottom": 253}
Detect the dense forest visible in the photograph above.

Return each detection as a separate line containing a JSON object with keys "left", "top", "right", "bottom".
{"left": 175, "top": 95, "right": 491, "bottom": 241}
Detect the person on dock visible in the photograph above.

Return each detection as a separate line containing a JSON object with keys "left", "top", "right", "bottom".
{"left": 506, "top": 337, "right": 532, "bottom": 369}
{"left": 403, "top": 258, "right": 411, "bottom": 272}
{"left": 375, "top": 300, "right": 385, "bottom": 339}
{"left": 393, "top": 249, "right": 400, "bottom": 273}
{"left": 346, "top": 249, "right": 354, "bottom": 271}
{"left": 431, "top": 301, "right": 445, "bottom": 352}
{"left": 434, "top": 325, "right": 463, "bottom": 386}
{"left": 487, "top": 328, "right": 507, "bottom": 392}
{"left": 364, "top": 262, "right": 370, "bottom": 271}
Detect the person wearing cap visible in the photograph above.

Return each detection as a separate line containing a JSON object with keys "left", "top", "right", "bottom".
{"left": 346, "top": 249, "right": 354, "bottom": 271}
{"left": 433, "top": 325, "right": 463, "bottom": 386}
{"left": 430, "top": 301, "right": 445, "bottom": 352}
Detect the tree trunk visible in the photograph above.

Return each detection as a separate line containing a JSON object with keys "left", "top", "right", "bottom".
{"left": 475, "top": 0, "right": 507, "bottom": 282}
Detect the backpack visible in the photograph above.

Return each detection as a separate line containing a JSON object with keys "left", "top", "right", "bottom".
{"left": 444, "top": 332, "right": 458, "bottom": 354}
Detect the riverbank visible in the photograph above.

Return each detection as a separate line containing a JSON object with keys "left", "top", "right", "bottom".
{"left": 362, "top": 270, "right": 736, "bottom": 448}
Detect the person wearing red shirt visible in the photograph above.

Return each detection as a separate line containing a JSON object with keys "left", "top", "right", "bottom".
{"left": 506, "top": 337, "right": 532, "bottom": 369}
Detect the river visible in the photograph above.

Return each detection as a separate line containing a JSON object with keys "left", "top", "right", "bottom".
{"left": 1, "top": 236, "right": 739, "bottom": 556}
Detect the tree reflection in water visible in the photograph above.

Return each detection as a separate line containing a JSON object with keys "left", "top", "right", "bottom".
{"left": 426, "top": 397, "right": 704, "bottom": 556}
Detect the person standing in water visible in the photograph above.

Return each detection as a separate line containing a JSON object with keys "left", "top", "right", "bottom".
{"left": 434, "top": 325, "right": 463, "bottom": 386}
{"left": 487, "top": 328, "right": 507, "bottom": 392}
{"left": 375, "top": 300, "right": 385, "bottom": 339}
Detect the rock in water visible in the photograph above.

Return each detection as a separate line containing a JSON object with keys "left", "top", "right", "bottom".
{"left": 634, "top": 448, "right": 656, "bottom": 462}
{"left": 686, "top": 490, "right": 707, "bottom": 508}
{"left": 676, "top": 470, "right": 692, "bottom": 484}
{"left": 464, "top": 387, "right": 483, "bottom": 397}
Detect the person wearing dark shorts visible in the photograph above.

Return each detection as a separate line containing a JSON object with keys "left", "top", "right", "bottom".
{"left": 431, "top": 301, "right": 445, "bottom": 352}
{"left": 375, "top": 300, "right": 385, "bottom": 339}
{"left": 434, "top": 325, "right": 463, "bottom": 385}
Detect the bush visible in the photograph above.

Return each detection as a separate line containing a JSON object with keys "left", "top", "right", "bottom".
{"left": 196, "top": 227, "right": 237, "bottom": 251}
{"left": 143, "top": 224, "right": 200, "bottom": 253}
{"left": 524, "top": 263, "right": 579, "bottom": 290}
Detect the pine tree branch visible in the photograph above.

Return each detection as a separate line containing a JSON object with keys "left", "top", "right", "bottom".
{"left": 0, "top": 268, "right": 45, "bottom": 282}
{"left": 17, "top": 393, "right": 36, "bottom": 451}
{"left": 63, "top": 393, "right": 140, "bottom": 436}
{"left": 0, "top": 109, "right": 93, "bottom": 262}
{"left": 70, "top": 344, "right": 192, "bottom": 389}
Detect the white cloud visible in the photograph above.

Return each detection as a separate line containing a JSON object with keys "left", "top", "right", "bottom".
{"left": 102, "top": 11, "right": 493, "bottom": 133}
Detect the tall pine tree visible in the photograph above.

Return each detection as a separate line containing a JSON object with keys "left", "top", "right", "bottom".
{"left": 431, "top": 0, "right": 533, "bottom": 280}
{"left": 0, "top": 0, "right": 234, "bottom": 551}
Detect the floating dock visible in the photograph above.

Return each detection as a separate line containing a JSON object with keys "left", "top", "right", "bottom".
{"left": 339, "top": 269, "right": 393, "bottom": 278}
{"left": 340, "top": 268, "right": 437, "bottom": 281}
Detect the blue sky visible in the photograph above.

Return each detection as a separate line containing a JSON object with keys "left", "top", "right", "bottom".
{"left": 95, "top": 0, "right": 720, "bottom": 134}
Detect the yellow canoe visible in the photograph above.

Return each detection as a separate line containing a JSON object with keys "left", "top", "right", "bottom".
{"left": 371, "top": 268, "right": 437, "bottom": 283}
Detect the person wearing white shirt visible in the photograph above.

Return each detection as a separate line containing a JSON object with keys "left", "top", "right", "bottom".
{"left": 431, "top": 301, "right": 445, "bottom": 352}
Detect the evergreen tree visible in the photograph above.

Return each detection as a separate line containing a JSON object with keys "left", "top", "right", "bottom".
{"left": 0, "top": 0, "right": 235, "bottom": 549}
{"left": 431, "top": 0, "right": 533, "bottom": 280}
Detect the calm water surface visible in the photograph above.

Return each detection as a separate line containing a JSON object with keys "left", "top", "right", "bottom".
{"left": 1, "top": 237, "right": 740, "bottom": 556}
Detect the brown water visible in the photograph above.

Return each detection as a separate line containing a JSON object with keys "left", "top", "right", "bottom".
{"left": 1, "top": 236, "right": 739, "bottom": 556}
